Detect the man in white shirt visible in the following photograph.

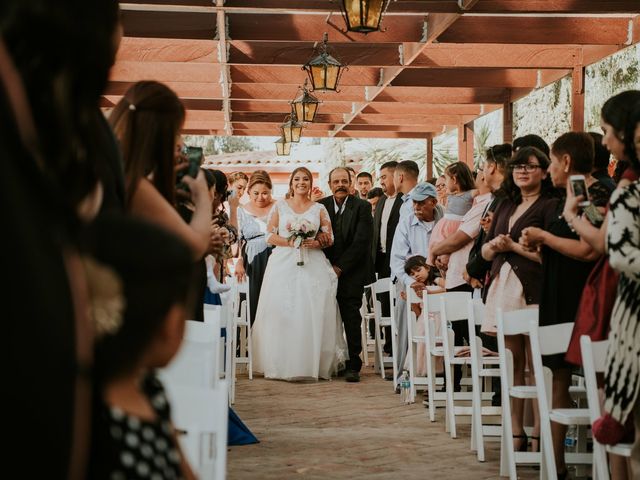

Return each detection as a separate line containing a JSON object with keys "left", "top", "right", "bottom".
{"left": 371, "top": 161, "right": 403, "bottom": 355}
{"left": 390, "top": 182, "right": 443, "bottom": 385}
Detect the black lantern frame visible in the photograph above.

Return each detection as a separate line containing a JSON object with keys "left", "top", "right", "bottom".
{"left": 339, "top": 0, "right": 392, "bottom": 33}
{"left": 291, "top": 79, "right": 321, "bottom": 123}
{"left": 302, "top": 33, "right": 346, "bottom": 92}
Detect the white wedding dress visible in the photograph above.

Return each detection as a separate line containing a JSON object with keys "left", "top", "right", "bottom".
{"left": 252, "top": 200, "right": 348, "bottom": 381}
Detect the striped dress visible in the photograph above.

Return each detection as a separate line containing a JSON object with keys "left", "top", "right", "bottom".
{"left": 604, "top": 181, "right": 640, "bottom": 423}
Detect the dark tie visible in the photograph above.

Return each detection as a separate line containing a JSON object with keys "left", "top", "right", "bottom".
{"left": 334, "top": 207, "right": 344, "bottom": 244}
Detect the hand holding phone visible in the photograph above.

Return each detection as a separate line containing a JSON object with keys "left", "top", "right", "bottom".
{"left": 569, "top": 175, "right": 590, "bottom": 207}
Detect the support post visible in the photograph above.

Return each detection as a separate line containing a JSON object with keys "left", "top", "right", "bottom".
{"left": 503, "top": 100, "right": 513, "bottom": 144}
{"left": 426, "top": 137, "right": 434, "bottom": 179}
{"left": 571, "top": 66, "right": 585, "bottom": 132}
{"left": 458, "top": 123, "right": 475, "bottom": 168}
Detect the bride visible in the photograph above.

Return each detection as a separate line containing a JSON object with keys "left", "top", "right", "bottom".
{"left": 252, "top": 167, "right": 347, "bottom": 381}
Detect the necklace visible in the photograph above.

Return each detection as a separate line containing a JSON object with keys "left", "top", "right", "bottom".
{"left": 521, "top": 192, "right": 540, "bottom": 200}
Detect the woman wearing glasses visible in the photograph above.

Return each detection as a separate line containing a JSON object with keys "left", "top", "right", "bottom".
{"left": 519, "top": 132, "right": 611, "bottom": 478}
{"left": 481, "top": 146, "right": 559, "bottom": 453}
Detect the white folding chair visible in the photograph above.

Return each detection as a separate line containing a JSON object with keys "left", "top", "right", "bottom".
{"left": 161, "top": 319, "right": 221, "bottom": 389}
{"left": 496, "top": 308, "right": 541, "bottom": 479}
{"left": 529, "top": 321, "right": 592, "bottom": 480}
{"left": 422, "top": 290, "right": 449, "bottom": 422}
{"left": 580, "top": 336, "right": 632, "bottom": 480}
{"left": 405, "top": 286, "right": 433, "bottom": 403}
{"left": 166, "top": 382, "right": 229, "bottom": 480}
{"left": 204, "top": 304, "right": 231, "bottom": 382}
{"left": 370, "top": 278, "right": 398, "bottom": 383}
{"left": 440, "top": 291, "right": 496, "bottom": 439}
{"left": 231, "top": 280, "right": 253, "bottom": 379}
{"left": 467, "top": 299, "right": 502, "bottom": 462}
{"left": 359, "top": 288, "right": 376, "bottom": 367}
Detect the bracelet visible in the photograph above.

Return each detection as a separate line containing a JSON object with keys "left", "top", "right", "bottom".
{"left": 566, "top": 214, "right": 579, "bottom": 232}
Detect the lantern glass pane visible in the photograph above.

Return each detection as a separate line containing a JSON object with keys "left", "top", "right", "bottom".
{"left": 365, "top": 0, "right": 384, "bottom": 29}
{"left": 324, "top": 65, "right": 339, "bottom": 91}
{"left": 282, "top": 142, "right": 291, "bottom": 155}
{"left": 282, "top": 125, "right": 293, "bottom": 144}
{"left": 291, "top": 125, "right": 302, "bottom": 143}
{"left": 310, "top": 65, "right": 326, "bottom": 90}
{"left": 294, "top": 102, "right": 305, "bottom": 123}
{"left": 304, "top": 102, "right": 318, "bottom": 122}
{"left": 343, "top": 0, "right": 362, "bottom": 30}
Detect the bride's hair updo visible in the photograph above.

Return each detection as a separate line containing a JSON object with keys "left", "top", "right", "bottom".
{"left": 248, "top": 170, "right": 273, "bottom": 192}
{"left": 288, "top": 167, "right": 313, "bottom": 199}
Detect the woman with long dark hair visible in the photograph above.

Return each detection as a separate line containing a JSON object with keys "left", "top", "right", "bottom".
{"left": 481, "top": 146, "right": 559, "bottom": 453}
{"left": 109, "top": 81, "right": 212, "bottom": 258}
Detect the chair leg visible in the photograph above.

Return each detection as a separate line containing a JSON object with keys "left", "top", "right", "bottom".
{"left": 445, "top": 364, "right": 457, "bottom": 437}
{"left": 374, "top": 321, "right": 385, "bottom": 379}
{"left": 471, "top": 374, "right": 485, "bottom": 461}
{"left": 426, "top": 353, "right": 437, "bottom": 422}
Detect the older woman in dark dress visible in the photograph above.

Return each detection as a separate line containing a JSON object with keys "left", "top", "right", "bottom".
{"left": 521, "top": 132, "right": 611, "bottom": 478}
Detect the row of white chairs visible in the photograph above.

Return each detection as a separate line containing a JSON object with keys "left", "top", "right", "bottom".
{"left": 360, "top": 280, "right": 630, "bottom": 479}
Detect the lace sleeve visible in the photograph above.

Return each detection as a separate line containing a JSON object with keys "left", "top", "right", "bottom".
{"left": 265, "top": 202, "right": 280, "bottom": 246}
{"left": 319, "top": 204, "right": 334, "bottom": 243}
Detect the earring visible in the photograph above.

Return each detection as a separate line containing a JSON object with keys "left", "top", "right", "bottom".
{"left": 564, "top": 167, "right": 569, "bottom": 173}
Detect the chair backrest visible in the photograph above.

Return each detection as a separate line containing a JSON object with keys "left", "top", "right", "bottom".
{"left": 161, "top": 317, "right": 221, "bottom": 388}
{"left": 165, "top": 381, "right": 228, "bottom": 480}
{"left": 496, "top": 308, "right": 539, "bottom": 392}
{"left": 580, "top": 336, "right": 609, "bottom": 423}
{"left": 371, "top": 277, "right": 391, "bottom": 295}
{"left": 536, "top": 322, "right": 574, "bottom": 356}
{"left": 439, "top": 291, "right": 472, "bottom": 323}
{"left": 466, "top": 299, "right": 484, "bottom": 368}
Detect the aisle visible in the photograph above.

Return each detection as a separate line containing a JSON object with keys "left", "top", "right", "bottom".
{"left": 227, "top": 369, "right": 536, "bottom": 479}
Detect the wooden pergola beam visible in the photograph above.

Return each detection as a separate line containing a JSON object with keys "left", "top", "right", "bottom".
{"left": 391, "top": 68, "right": 571, "bottom": 88}
{"left": 438, "top": 16, "right": 632, "bottom": 45}
{"left": 226, "top": 13, "right": 426, "bottom": 43}
{"left": 571, "top": 66, "right": 586, "bottom": 131}
{"left": 331, "top": 6, "right": 480, "bottom": 136}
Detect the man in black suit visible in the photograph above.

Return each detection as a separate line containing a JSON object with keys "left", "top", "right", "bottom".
{"left": 318, "top": 167, "right": 373, "bottom": 382}
{"left": 371, "top": 161, "right": 403, "bottom": 355}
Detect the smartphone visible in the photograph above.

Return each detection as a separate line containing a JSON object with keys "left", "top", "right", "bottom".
{"left": 569, "top": 174, "right": 590, "bottom": 207}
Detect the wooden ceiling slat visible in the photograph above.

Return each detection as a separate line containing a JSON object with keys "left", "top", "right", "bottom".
{"left": 116, "top": 38, "right": 218, "bottom": 63}
{"left": 227, "top": 13, "right": 425, "bottom": 43}
{"left": 121, "top": 10, "right": 216, "bottom": 39}
{"left": 392, "top": 68, "right": 571, "bottom": 88}
{"left": 109, "top": 61, "right": 220, "bottom": 83}
{"left": 412, "top": 43, "right": 581, "bottom": 68}
{"left": 362, "top": 103, "right": 484, "bottom": 115}
{"left": 230, "top": 83, "right": 367, "bottom": 102}
{"left": 376, "top": 86, "right": 506, "bottom": 104}
{"left": 228, "top": 41, "right": 401, "bottom": 66}
{"left": 229, "top": 65, "right": 381, "bottom": 87}
{"left": 222, "top": 0, "right": 640, "bottom": 14}
{"left": 105, "top": 81, "right": 222, "bottom": 98}
{"left": 438, "top": 16, "right": 631, "bottom": 45}
{"left": 231, "top": 100, "right": 355, "bottom": 113}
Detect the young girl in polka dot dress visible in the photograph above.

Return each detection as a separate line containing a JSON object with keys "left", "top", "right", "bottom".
{"left": 87, "top": 216, "right": 197, "bottom": 480}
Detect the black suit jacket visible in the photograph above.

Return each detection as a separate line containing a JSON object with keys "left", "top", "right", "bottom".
{"left": 319, "top": 194, "right": 373, "bottom": 298}
{"left": 371, "top": 194, "right": 403, "bottom": 273}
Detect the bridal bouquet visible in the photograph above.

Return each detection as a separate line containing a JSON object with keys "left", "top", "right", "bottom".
{"left": 286, "top": 218, "right": 316, "bottom": 266}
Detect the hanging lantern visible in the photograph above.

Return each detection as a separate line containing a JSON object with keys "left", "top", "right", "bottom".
{"left": 275, "top": 136, "right": 291, "bottom": 156}
{"left": 280, "top": 109, "right": 303, "bottom": 143}
{"left": 291, "top": 79, "right": 320, "bottom": 123}
{"left": 340, "top": 0, "right": 391, "bottom": 33}
{"left": 302, "top": 33, "right": 345, "bottom": 92}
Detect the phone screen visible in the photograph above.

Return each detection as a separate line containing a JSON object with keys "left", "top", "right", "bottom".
{"left": 571, "top": 178, "right": 587, "bottom": 199}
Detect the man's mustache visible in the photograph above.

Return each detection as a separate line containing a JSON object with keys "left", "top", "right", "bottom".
{"left": 335, "top": 187, "right": 349, "bottom": 193}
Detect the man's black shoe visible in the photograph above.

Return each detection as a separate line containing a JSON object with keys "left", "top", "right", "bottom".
{"left": 345, "top": 370, "right": 360, "bottom": 383}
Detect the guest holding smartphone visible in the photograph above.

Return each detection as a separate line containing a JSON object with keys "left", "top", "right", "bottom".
{"left": 520, "top": 132, "right": 611, "bottom": 479}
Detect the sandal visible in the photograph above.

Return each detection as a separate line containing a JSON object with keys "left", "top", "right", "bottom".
{"left": 512, "top": 433, "right": 528, "bottom": 452}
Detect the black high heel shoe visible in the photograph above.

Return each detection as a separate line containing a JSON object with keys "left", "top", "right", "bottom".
{"left": 512, "top": 433, "right": 528, "bottom": 452}
{"left": 557, "top": 469, "right": 568, "bottom": 480}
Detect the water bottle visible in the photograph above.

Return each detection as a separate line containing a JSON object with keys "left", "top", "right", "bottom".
{"left": 564, "top": 424, "right": 577, "bottom": 450}
{"left": 400, "top": 370, "right": 412, "bottom": 404}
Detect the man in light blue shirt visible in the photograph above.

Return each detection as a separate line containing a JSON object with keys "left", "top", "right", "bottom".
{"left": 390, "top": 182, "right": 443, "bottom": 385}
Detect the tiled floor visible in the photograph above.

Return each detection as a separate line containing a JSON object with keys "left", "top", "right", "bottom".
{"left": 227, "top": 368, "right": 540, "bottom": 479}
